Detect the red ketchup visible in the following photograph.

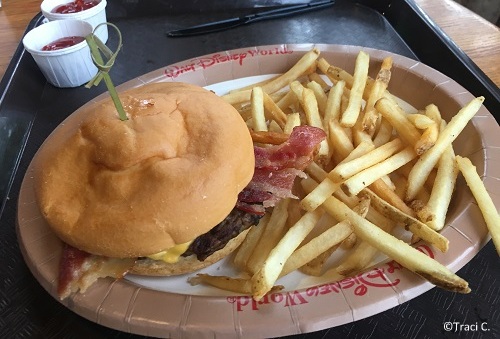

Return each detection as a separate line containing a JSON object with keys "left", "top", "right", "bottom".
{"left": 51, "top": 0, "right": 101, "bottom": 14}
{"left": 41, "top": 36, "right": 85, "bottom": 51}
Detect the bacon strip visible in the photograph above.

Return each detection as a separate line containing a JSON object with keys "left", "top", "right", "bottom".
{"left": 58, "top": 244, "right": 135, "bottom": 299}
{"left": 237, "top": 125, "right": 326, "bottom": 213}
{"left": 254, "top": 125, "right": 327, "bottom": 171}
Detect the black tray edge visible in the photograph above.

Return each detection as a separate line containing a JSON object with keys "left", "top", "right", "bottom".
{"left": 0, "top": 13, "right": 44, "bottom": 104}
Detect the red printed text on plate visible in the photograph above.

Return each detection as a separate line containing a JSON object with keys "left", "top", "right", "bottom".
{"left": 164, "top": 45, "right": 293, "bottom": 79}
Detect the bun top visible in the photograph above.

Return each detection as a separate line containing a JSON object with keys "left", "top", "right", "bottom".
{"left": 33, "top": 82, "right": 255, "bottom": 258}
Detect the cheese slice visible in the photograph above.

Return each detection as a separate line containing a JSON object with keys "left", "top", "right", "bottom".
{"left": 147, "top": 241, "right": 192, "bottom": 263}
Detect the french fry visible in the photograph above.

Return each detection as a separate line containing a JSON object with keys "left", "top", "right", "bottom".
{"left": 252, "top": 209, "right": 324, "bottom": 300}
{"left": 301, "top": 87, "right": 330, "bottom": 161}
{"left": 329, "top": 138, "right": 404, "bottom": 182}
{"left": 417, "top": 135, "right": 458, "bottom": 230}
{"left": 340, "top": 51, "right": 370, "bottom": 127}
{"left": 227, "top": 75, "right": 280, "bottom": 93}
{"left": 456, "top": 156, "right": 500, "bottom": 255}
{"left": 352, "top": 111, "right": 374, "bottom": 146}
{"left": 276, "top": 90, "right": 298, "bottom": 112}
{"left": 307, "top": 80, "right": 328, "bottom": 115}
{"left": 300, "top": 177, "right": 342, "bottom": 212}
{"left": 375, "top": 97, "right": 422, "bottom": 146}
{"left": 299, "top": 246, "right": 339, "bottom": 276}
{"left": 340, "top": 195, "right": 371, "bottom": 250}
{"left": 233, "top": 214, "right": 270, "bottom": 270}
{"left": 372, "top": 118, "right": 394, "bottom": 147}
{"left": 281, "top": 220, "right": 353, "bottom": 277}
{"left": 336, "top": 209, "right": 396, "bottom": 276}
{"left": 342, "top": 146, "right": 417, "bottom": 196}
{"left": 369, "top": 179, "right": 416, "bottom": 216}
{"left": 317, "top": 58, "right": 354, "bottom": 88}
{"left": 308, "top": 72, "right": 331, "bottom": 89}
{"left": 323, "top": 80, "right": 345, "bottom": 124}
{"left": 362, "top": 57, "right": 392, "bottom": 134}
{"left": 246, "top": 199, "right": 290, "bottom": 274}
{"left": 328, "top": 119, "right": 355, "bottom": 163}
{"left": 318, "top": 193, "right": 470, "bottom": 293}
{"left": 406, "top": 113, "right": 435, "bottom": 129}
{"left": 361, "top": 188, "right": 449, "bottom": 253}
{"left": 406, "top": 96, "right": 485, "bottom": 201}
{"left": 249, "top": 129, "right": 289, "bottom": 145}
{"left": 251, "top": 87, "right": 267, "bottom": 131}
{"left": 263, "top": 91, "right": 288, "bottom": 129}
{"left": 301, "top": 142, "right": 374, "bottom": 212}
{"left": 284, "top": 112, "right": 301, "bottom": 134}
{"left": 303, "top": 164, "right": 359, "bottom": 207}
{"left": 189, "top": 274, "right": 253, "bottom": 294}
{"left": 222, "top": 48, "right": 321, "bottom": 104}
{"left": 409, "top": 106, "right": 440, "bottom": 155}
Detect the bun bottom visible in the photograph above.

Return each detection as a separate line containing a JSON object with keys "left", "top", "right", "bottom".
{"left": 130, "top": 228, "right": 251, "bottom": 276}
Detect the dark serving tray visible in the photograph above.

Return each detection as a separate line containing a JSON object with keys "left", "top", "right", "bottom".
{"left": 1, "top": 0, "right": 499, "bottom": 338}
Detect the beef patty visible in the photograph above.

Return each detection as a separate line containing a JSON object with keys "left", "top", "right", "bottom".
{"left": 183, "top": 208, "right": 262, "bottom": 261}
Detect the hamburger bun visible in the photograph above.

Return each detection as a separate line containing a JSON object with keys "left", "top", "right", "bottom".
{"left": 33, "top": 82, "right": 255, "bottom": 259}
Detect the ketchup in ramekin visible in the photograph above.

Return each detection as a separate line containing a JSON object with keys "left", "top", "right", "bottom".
{"left": 41, "top": 36, "right": 85, "bottom": 51}
{"left": 51, "top": 0, "right": 101, "bottom": 14}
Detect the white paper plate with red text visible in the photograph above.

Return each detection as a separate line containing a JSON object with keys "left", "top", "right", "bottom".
{"left": 17, "top": 44, "right": 500, "bottom": 338}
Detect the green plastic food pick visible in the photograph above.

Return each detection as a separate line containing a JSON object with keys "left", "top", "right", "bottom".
{"left": 85, "top": 23, "right": 128, "bottom": 121}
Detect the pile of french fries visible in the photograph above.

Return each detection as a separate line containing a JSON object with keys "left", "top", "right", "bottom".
{"left": 189, "top": 48, "right": 500, "bottom": 301}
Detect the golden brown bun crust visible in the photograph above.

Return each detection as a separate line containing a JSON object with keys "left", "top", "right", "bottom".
{"left": 129, "top": 228, "right": 250, "bottom": 276}
{"left": 33, "top": 82, "right": 255, "bottom": 258}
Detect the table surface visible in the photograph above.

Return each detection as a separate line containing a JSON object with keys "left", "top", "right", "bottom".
{"left": 0, "top": 1, "right": 499, "bottom": 338}
{"left": 0, "top": 0, "right": 499, "bottom": 86}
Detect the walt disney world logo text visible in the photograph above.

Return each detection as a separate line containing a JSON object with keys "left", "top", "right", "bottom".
{"left": 164, "top": 46, "right": 293, "bottom": 79}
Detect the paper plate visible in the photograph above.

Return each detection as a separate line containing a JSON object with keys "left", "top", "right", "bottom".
{"left": 16, "top": 44, "right": 500, "bottom": 338}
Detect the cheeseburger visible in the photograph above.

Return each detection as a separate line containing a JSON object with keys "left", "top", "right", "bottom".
{"left": 33, "top": 81, "right": 325, "bottom": 299}
{"left": 34, "top": 82, "right": 260, "bottom": 282}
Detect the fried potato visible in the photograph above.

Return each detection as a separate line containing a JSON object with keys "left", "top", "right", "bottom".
{"left": 250, "top": 129, "right": 289, "bottom": 145}
{"left": 362, "top": 56, "right": 392, "bottom": 135}
{"left": 329, "top": 138, "right": 404, "bottom": 182}
{"left": 406, "top": 97, "right": 485, "bottom": 201}
{"left": 223, "top": 48, "right": 321, "bottom": 104}
{"left": 301, "top": 87, "right": 330, "bottom": 161}
{"left": 375, "top": 97, "right": 422, "bottom": 146}
{"left": 251, "top": 86, "right": 267, "bottom": 131}
{"left": 340, "top": 51, "right": 370, "bottom": 127}
{"left": 361, "top": 188, "right": 449, "bottom": 253}
{"left": 320, "top": 193, "right": 469, "bottom": 293}
{"left": 252, "top": 209, "right": 324, "bottom": 300}
{"left": 263, "top": 91, "right": 288, "bottom": 129}
{"left": 284, "top": 112, "right": 301, "bottom": 134}
{"left": 281, "top": 220, "right": 353, "bottom": 277}
{"left": 417, "top": 130, "right": 458, "bottom": 230}
{"left": 301, "top": 142, "right": 374, "bottom": 212}
{"left": 233, "top": 213, "right": 270, "bottom": 270}
{"left": 307, "top": 80, "right": 328, "bottom": 115}
{"left": 246, "top": 199, "right": 290, "bottom": 274}
{"left": 336, "top": 210, "right": 395, "bottom": 276}
{"left": 456, "top": 156, "right": 500, "bottom": 255}
{"left": 342, "top": 146, "right": 417, "bottom": 196}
